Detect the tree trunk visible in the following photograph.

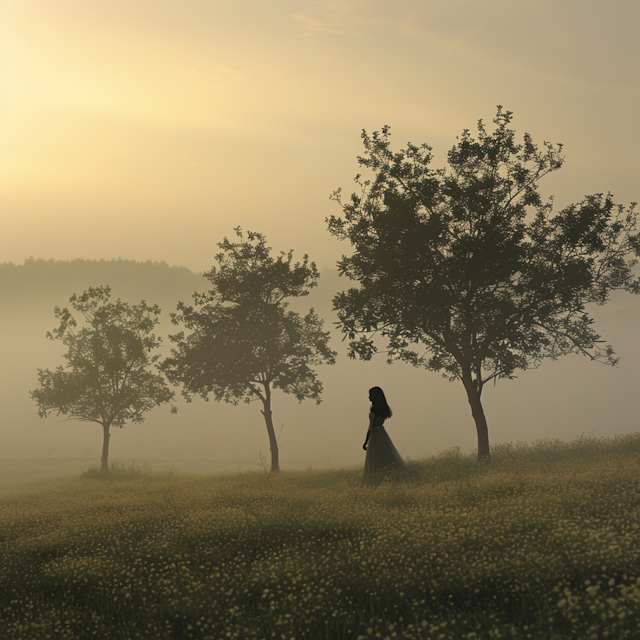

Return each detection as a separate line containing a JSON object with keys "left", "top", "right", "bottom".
{"left": 101, "top": 423, "right": 111, "bottom": 473}
{"left": 260, "top": 386, "right": 279, "bottom": 473}
{"left": 461, "top": 372, "right": 491, "bottom": 462}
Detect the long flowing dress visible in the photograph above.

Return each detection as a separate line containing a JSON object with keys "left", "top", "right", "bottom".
{"left": 364, "top": 412, "right": 407, "bottom": 483}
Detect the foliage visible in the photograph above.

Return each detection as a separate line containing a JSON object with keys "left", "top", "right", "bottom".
{"left": 163, "top": 229, "right": 336, "bottom": 472}
{"left": 165, "top": 300, "right": 333, "bottom": 407}
{"left": 2, "top": 434, "right": 640, "bottom": 638}
{"left": 30, "top": 286, "right": 174, "bottom": 470}
{"left": 164, "top": 229, "right": 336, "bottom": 405}
{"left": 327, "top": 107, "right": 640, "bottom": 459}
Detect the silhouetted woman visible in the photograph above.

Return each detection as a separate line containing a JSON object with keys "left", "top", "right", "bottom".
{"left": 363, "top": 386, "right": 407, "bottom": 483}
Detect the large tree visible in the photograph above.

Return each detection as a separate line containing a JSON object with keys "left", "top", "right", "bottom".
{"left": 162, "top": 229, "right": 336, "bottom": 473}
{"left": 328, "top": 108, "right": 640, "bottom": 461}
{"left": 31, "top": 286, "right": 175, "bottom": 472}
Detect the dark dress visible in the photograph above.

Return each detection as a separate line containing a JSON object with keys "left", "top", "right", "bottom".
{"left": 364, "top": 412, "right": 407, "bottom": 483}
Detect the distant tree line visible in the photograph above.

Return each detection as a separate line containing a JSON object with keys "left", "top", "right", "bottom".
{"left": 0, "top": 258, "right": 202, "bottom": 311}
{"left": 30, "top": 108, "right": 640, "bottom": 470}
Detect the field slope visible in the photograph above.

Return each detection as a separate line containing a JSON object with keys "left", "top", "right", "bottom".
{"left": 2, "top": 435, "right": 640, "bottom": 639}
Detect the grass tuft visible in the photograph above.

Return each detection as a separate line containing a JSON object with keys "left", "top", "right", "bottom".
{"left": 80, "top": 460, "right": 156, "bottom": 480}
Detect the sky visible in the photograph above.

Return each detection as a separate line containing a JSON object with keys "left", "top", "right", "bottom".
{"left": 2, "top": 0, "right": 639, "bottom": 272}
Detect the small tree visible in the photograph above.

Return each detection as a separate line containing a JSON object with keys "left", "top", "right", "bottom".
{"left": 328, "top": 108, "right": 640, "bottom": 461}
{"left": 162, "top": 229, "right": 336, "bottom": 473}
{"left": 30, "top": 286, "right": 175, "bottom": 472}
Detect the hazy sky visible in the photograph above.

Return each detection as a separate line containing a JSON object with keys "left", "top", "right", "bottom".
{"left": 2, "top": 0, "right": 638, "bottom": 271}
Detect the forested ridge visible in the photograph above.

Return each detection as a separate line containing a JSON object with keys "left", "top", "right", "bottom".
{"left": 0, "top": 258, "right": 339, "bottom": 316}
{"left": 0, "top": 258, "right": 205, "bottom": 312}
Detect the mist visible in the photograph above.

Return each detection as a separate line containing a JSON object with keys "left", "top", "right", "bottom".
{"left": 1, "top": 258, "right": 638, "bottom": 483}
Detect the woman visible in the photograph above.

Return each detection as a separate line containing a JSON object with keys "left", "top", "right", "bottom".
{"left": 363, "top": 386, "right": 407, "bottom": 483}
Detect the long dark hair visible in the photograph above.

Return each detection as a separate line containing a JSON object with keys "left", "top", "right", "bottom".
{"left": 369, "top": 386, "right": 392, "bottom": 418}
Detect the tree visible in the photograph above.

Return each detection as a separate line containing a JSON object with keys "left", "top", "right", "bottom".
{"left": 327, "top": 108, "right": 640, "bottom": 461}
{"left": 162, "top": 229, "right": 336, "bottom": 473}
{"left": 30, "top": 286, "right": 175, "bottom": 472}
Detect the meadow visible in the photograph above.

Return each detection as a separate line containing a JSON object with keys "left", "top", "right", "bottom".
{"left": 2, "top": 435, "right": 640, "bottom": 640}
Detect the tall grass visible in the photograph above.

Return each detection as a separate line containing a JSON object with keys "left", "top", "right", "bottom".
{"left": 2, "top": 434, "right": 640, "bottom": 639}
{"left": 81, "top": 460, "right": 156, "bottom": 480}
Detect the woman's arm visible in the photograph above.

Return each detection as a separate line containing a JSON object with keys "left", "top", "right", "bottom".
{"left": 363, "top": 412, "right": 374, "bottom": 450}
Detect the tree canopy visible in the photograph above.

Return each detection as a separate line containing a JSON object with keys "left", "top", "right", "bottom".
{"left": 30, "top": 286, "right": 174, "bottom": 472}
{"left": 328, "top": 108, "right": 640, "bottom": 461}
{"left": 162, "top": 229, "right": 336, "bottom": 472}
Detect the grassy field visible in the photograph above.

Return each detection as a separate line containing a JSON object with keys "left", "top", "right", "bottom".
{"left": 2, "top": 435, "right": 640, "bottom": 639}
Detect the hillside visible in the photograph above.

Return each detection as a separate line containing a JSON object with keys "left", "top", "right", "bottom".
{"left": 2, "top": 435, "right": 640, "bottom": 639}
{"left": 0, "top": 257, "right": 205, "bottom": 313}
